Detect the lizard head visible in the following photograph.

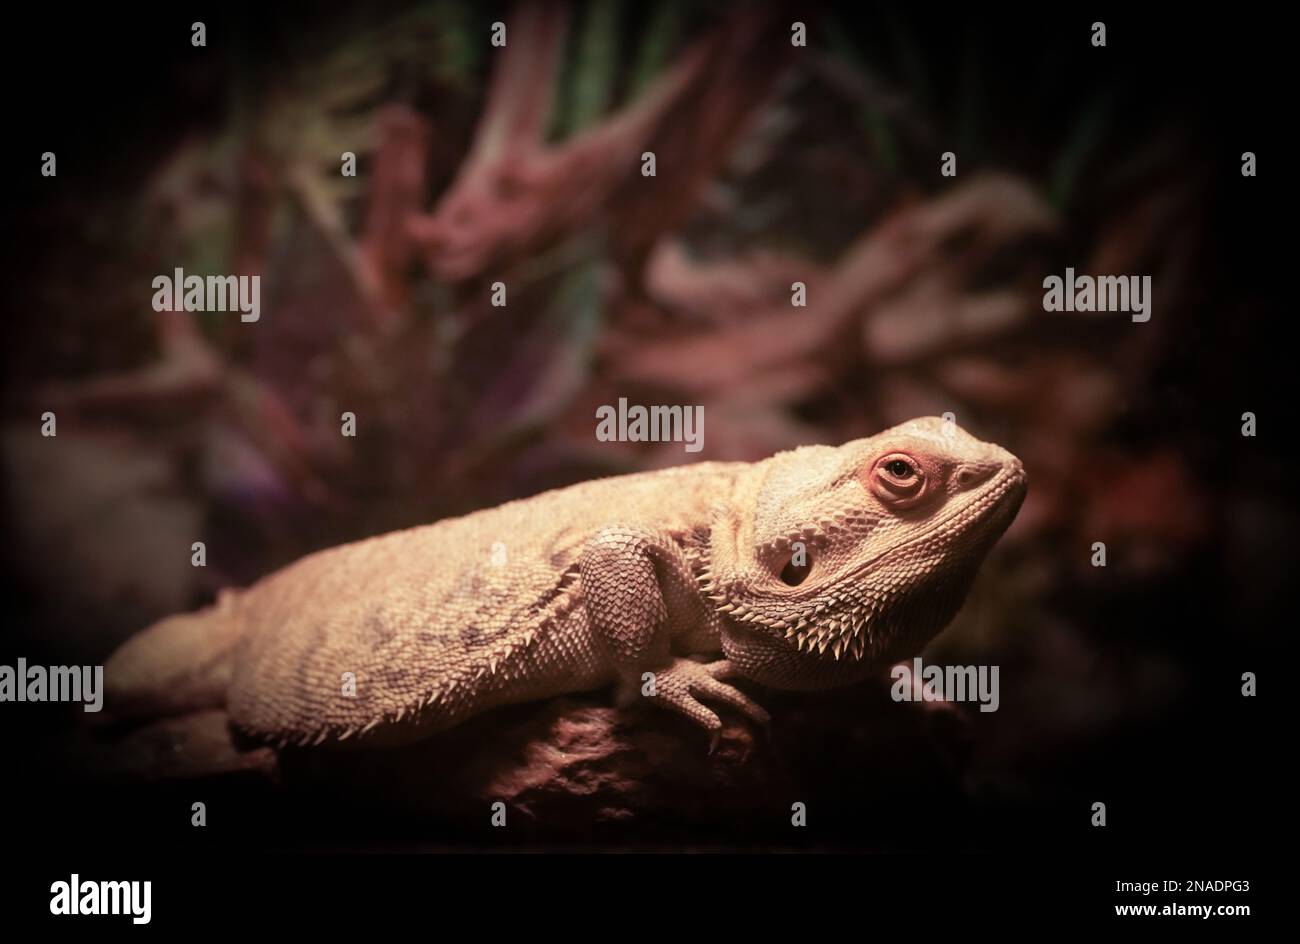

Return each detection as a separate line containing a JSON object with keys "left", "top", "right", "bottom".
{"left": 706, "top": 416, "right": 1026, "bottom": 689}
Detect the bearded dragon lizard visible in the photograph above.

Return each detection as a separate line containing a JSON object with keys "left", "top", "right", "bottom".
{"left": 104, "top": 416, "right": 1026, "bottom": 751}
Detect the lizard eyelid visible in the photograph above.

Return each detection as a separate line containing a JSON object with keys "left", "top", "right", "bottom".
{"left": 867, "top": 451, "right": 933, "bottom": 508}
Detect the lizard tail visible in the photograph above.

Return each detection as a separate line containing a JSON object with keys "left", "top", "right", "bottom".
{"left": 101, "top": 590, "right": 243, "bottom": 724}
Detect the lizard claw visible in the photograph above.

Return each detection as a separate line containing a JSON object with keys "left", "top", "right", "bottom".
{"left": 644, "top": 657, "right": 769, "bottom": 750}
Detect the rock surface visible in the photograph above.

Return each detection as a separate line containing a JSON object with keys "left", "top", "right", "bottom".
{"left": 69, "top": 682, "right": 975, "bottom": 847}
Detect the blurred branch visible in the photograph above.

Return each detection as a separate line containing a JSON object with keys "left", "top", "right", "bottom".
{"left": 410, "top": 1, "right": 798, "bottom": 284}
{"left": 614, "top": 174, "right": 1057, "bottom": 399}
{"left": 359, "top": 105, "right": 434, "bottom": 322}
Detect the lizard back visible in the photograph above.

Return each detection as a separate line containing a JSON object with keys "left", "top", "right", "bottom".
{"left": 227, "top": 461, "right": 739, "bottom": 746}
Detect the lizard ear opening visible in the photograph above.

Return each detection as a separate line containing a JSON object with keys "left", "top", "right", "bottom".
{"left": 779, "top": 550, "right": 812, "bottom": 587}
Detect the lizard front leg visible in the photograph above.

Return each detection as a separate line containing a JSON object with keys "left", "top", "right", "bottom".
{"left": 578, "top": 526, "right": 769, "bottom": 750}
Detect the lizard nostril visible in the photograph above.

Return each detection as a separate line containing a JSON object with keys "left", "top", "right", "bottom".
{"left": 956, "top": 465, "right": 991, "bottom": 489}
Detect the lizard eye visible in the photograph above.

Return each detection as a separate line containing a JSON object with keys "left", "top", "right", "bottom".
{"left": 867, "top": 452, "right": 931, "bottom": 509}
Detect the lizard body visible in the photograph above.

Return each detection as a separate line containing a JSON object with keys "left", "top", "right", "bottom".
{"left": 105, "top": 417, "right": 1026, "bottom": 750}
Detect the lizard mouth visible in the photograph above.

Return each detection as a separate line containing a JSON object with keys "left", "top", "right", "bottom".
{"left": 721, "top": 462, "right": 1026, "bottom": 662}
{"left": 855, "top": 459, "right": 1027, "bottom": 574}
{"left": 784, "top": 460, "right": 1025, "bottom": 592}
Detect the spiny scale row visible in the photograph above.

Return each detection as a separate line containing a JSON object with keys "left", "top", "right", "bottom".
{"left": 268, "top": 583, "right": 582, "bottom": 748}
{"left": 698, "top": 560, "right": 880, "bottom": 663}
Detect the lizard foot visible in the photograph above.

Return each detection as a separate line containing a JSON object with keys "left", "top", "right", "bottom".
{"left": 645, "top": 657, "right": 770, "bottom": 752}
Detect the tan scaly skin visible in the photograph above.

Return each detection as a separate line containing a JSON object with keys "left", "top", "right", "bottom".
{"left": 104, "top": 416, "right": 1027, "bottom": 752}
